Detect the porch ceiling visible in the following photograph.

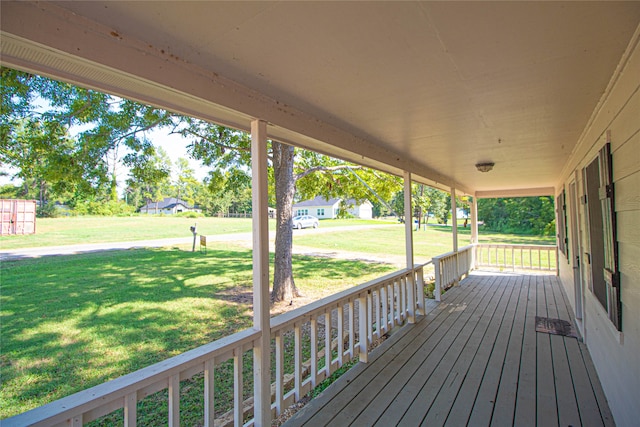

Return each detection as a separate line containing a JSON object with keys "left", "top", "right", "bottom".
{"left": 2, "top": 2, "right": 639, "bottom": 195}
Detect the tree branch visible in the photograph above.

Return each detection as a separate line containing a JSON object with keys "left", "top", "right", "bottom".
{"left": 294, "top": 164, "right": 361, "bottom": 182}
{"left": 175, "top": 128, "right": 252, "bottom": 154}
{"left": 173, "top": 127, "right": 274, "bottom": 162}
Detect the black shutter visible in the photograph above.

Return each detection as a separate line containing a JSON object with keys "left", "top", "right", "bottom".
{"left": 557, "top": 191, "right": 567, "bottom": 256}
{"left": 598, "top": 142, "right": 621, "bottom": 330}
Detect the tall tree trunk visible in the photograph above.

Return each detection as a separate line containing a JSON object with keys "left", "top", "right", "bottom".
{"left": 271, "top": 141, "right": 300, "bottom": 302}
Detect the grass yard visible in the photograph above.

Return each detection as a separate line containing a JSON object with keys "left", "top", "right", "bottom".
{"left": 0, "top": 242, "right": 394, "bottom": 420}
{"left": 294, "top": 223, "right": 555, "bottom": 265}
{"left": 0, "top": 216, "right": 392, "bottom": 250}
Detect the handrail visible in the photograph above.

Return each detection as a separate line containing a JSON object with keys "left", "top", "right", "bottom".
{"left": 269, "top": 263, "right": 428, "bottom": 417}
{"left": 475, "top": 243, "right": 557, "bottom": 273}
{"left": 432, "top": 244, "right": 474, "bottom": 301}
{"left": 3, "top": 328, "right": 261, "bottom": 427}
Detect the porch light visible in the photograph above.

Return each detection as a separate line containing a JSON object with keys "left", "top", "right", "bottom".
{"left": 475, "top": 162, "right": 495, "bottom": 173}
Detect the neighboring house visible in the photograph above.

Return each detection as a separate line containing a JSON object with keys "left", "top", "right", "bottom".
{"left": 139, "top": 197, "right": 200, "bottom": 215}
{"left": 293, "top": 196, "right": 373, "bottom": 219}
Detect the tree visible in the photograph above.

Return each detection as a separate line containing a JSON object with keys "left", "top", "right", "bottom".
{"left": 1, "top": 68, "right": 175, "bottom": 206}
{"left": 477, "top": 196, "right": 555, "bottom": 235}
{"left": 125, "top": 146, "right": 172, "bottom": 211}
{"left": 2, "top": 68, "right": 402, "bottom": 302}
{"left": 181, "top": 122, "right": 401, "bottom": 301}
{"left": 392, "top": 185, "right": 448, "bottom": 228}
{"left": 174, "top": 157, "right": 200, "bottom": 206}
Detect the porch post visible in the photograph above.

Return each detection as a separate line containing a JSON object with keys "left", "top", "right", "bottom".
{"left": 451, "top": 188, "right": 459, "bottom": 282}
{"left": 403, "top": 171, "right": 416, "bottom": 323}
{"left": 451, "top": 188, "right": 458, "bottom": 252}
{"left": 251, "top": 119, "right": 271, "bottom": 427}
{"left": 471, "top": 195, "right": 478, "bottom": 269}
{"left": 470, "top": 196, "right": 478, "bottom": 244}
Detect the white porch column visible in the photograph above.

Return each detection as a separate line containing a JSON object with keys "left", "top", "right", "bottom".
{"left": 470, "top": 196, "right": 478, "bottom": 244}
{"left": 451, "top": 188, "right": 459, "bottom": 283}
{"left": 471, "top": 196, "right": 478, "bottom": 270}
{"left": 251, "top": 119, "right": 271, "bottom": 427}
{"left": 403, "top": 171, "right": 416, "bottom": 323}
{"left": 451, "top": 188, "right": 458, "bottom": 252}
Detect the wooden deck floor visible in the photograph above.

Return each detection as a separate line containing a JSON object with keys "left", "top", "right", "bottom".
{"left": 284, "top": 271, "right": 615, "bottom": 427}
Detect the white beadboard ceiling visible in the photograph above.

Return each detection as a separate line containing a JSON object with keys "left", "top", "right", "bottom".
{"left": 1, "top": 1, "right": 639, "bottom": 196}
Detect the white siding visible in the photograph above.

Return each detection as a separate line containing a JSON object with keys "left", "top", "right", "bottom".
{"left": 557, "top": 29, "right": 640, "bottom": 427}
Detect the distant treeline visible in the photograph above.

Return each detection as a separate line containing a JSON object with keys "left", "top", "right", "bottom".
{"left": 477, "top": 196, "right": 555, "bottom": 236}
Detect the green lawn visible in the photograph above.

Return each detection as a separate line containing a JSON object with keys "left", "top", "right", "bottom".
{"left": 294, "top": 223, "right": 554, "bottom": 264}
{"left": 0, "top": 216, "right": 391, "bottom": 250}
{"left": 0, "top": 242, "right": 394, "bottom": 420}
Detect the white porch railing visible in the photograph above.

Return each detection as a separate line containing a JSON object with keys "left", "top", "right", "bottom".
{"left": 3, "top": 328, "right": 261, "bottom": 427}
{"left": 269, "top": 264, "right": 427, "bottom": 417}
{"left": 474, "top": 243, "right": 557, "bottom": 273}
{"left": 5, "top": 264, "right": 427, "bottom": 427}
{"left": 432, "top": 244, "right": 474, "bottom": 302}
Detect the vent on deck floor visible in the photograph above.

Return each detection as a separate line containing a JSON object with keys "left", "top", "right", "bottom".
{"left": 535, "top": 316, "right": 578, "bottom": 338}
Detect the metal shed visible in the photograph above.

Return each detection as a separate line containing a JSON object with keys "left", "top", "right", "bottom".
{"left": 0, "top": 199, "right": 37, "bottom": 235}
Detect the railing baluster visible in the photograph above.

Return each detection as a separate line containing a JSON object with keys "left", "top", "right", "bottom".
{"left": 168, "top": 373, "right": 180, "bottom": 427}
{"left": 124, "top": 391, "right": 137, "bottom": 427}
{"left": 274, "top": 331, "right": 284, "bottom": 415}
{"left": 348, "top": 299, "right": 355, "bottom": 360}
{"left": 417, "top": 267, "right": 425, "bottom": 315}
{"left": 434, "top": 258, "right": 442, "bottom": 302}
{"left": 294, "top": 322, "right": 302, "bottom": 400}
{"left": 358, "top": 293, "right": 369, "bottom": 363}
{"left": 310, "top": 316, "right": 318, "bottom": 388}
{"left": 367, "top": 291, "right": 373, "bottom": 342}
{"left": 380, "top": 285, "right": 388, "bottom": 334}
{"left": 233, "top": 347, "right": 243, "bottom": 427}
{"left": 373, "top": 289, "right": 380, "bottom": 340}
{"left": 337, "top": 305, "right": 344, "bottom": 366}
{"left": 204, "top": 359, "right": 215, "bottom": 427}
{"left": 397, "top": 279, "right": 403, "bottom": 324}
{"left": 324, "top": 311, "right": 332, "bottom": 376}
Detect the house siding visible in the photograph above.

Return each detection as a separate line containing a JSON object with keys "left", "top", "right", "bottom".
{"left": 557, "top": 29, "right": 640, "bottom": 427}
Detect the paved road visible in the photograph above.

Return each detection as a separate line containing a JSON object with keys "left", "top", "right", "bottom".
{"left": 0, "top": 224, "right": 397, "bottom": 262}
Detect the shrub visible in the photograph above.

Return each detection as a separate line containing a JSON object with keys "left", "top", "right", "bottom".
{"left": 176, "top": 211, "right": 204, "bottom": 219}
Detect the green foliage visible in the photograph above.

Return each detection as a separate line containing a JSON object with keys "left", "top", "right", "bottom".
{"left": 71, "top": 200, "right": 136, "bottom": 216}
{"left": 392, "top": 185, "right": 449, "bottom": 224}
{"left": 0, "top": 184, "right": 21, "bottom": 199}
{"left": 477, "top": 196, "right": 555, "bottom": 235}
{"left": 36, "top": 202, "right": 58, "bottom": 218}
{"left": 1, "top": 68, "right": 176, "bottom": 207}
{"left": 175, "top": 211, "right": 203, "bottom": 219}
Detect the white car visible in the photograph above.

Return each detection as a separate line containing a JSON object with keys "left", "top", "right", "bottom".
{"left": 292, "top": 215, "right": 319, "bottom": 229}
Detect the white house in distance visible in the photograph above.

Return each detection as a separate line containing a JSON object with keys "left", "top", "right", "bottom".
{"left": 139, "top": 197, "right": 200, "bottom": 215}
{"left": 293, "top": 196, "right": 373, "bottom": 219}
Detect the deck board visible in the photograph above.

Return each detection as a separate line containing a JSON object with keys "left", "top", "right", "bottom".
{"left": 284, "top": 272, "right": 615, "bottom": 427}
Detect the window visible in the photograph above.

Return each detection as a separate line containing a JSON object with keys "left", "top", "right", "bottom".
{"left": 317, "top": 208, "right": 325, "bottom": 216}
{"left": 296, "top": 209, "right": 308, "bottom": 216}
{"left": 583, "top": 142, "right": 621, "bottom": 330}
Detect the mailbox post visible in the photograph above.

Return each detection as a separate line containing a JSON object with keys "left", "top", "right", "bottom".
{"left": 190, "top": 223, "right": 197, "bottom": 252}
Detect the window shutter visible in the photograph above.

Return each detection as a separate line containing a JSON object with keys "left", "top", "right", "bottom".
{"left": 557, "top": 191, "right": 567, "bottom": 256}
{"left": 598, "top": 142, "right": 621, "bottom": 330}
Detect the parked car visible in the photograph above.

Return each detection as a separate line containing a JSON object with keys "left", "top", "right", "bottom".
{"left": 292, "top": 215, "right": 319, "bottom": 229}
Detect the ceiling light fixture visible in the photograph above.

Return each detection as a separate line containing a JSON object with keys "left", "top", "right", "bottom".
{"left": 475, "top": 162, "right": 495, "bottom": 173}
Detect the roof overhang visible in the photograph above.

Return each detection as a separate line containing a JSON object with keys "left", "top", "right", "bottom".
{"left": 2, "top": 1, "right": 639, "bottom": 197}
